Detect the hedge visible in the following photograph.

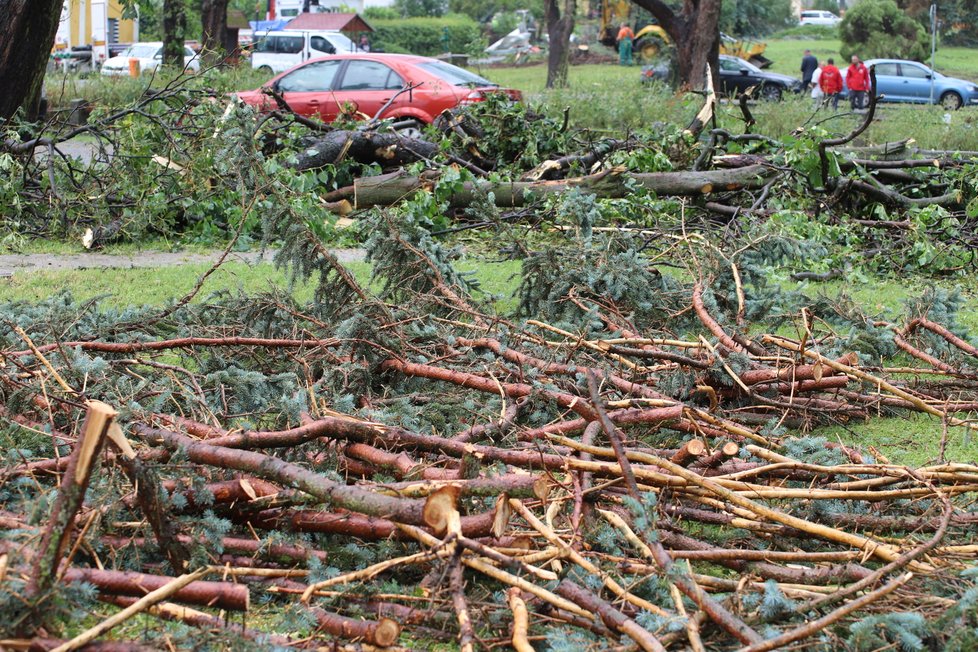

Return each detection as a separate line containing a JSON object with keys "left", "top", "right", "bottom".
{"left": 370, "top": 15, "right": 484, "bottom": 57}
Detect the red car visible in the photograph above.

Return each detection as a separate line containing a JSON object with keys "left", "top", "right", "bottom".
{"left": 234, "top": 53, "right": 522, "bottom": 137}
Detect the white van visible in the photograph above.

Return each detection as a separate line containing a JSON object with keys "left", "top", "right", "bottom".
{"left": 799, "top": 10, "right": 842, "bottom": 25}
{"left": 251, "top": 30, "right": 360, "bottom": 73}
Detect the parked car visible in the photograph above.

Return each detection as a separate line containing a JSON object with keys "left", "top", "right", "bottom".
{"left": 718, "top": 55, "right": 803, "bottom": 100}
{"left": 234, "top": 53, "right": 523, "bottom": 136}
{"left": 101, "top": 42, "right": 199, "bottom": 76}
{"left": 799, "top": 10, "right": 842, "bottom": 26}
{"left": 251, "top": 30, "right": 360, "bottom": 74}
{"left": 864, "top": 59, "right": 978, "bottom": 109}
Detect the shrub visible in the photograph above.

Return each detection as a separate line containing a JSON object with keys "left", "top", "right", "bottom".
{"left": 363, "top": 7, "right": 399, "bottom": 20}
{"left": 840, "top": 0, "right": 928, "bottom": 61}
{"left": 371, "top": 14, "right": 483, "bottom": 57}
{"left": 771, "top": 24, "right": 839, "bottom": 39}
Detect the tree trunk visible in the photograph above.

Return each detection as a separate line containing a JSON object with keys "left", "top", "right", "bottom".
{"left": 200, "top": 0, "right": 230, "bottom": 64}
{"left": 163, "top": 0, "right": 187, "bottom": 67}
{"left": 544, "top": 0, "right": 575, "bottom": 89}
{"left": 0, "top": 0, "right": 63, "bottom": 122}
{"left": 630, "top": 0, "right": 721, "bottom": 89}
{"left": 349, "top": 165, "right": 773, "bottom": 211}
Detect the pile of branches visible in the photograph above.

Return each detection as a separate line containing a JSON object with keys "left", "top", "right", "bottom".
{"left": 4, "top": 209, "right": 978, "bottom": 650}
{"left": 5, "top": 65, "right": 978, "bottom": 277}
{"left": 4, "top": 65, "right": 978, "bottom": 651}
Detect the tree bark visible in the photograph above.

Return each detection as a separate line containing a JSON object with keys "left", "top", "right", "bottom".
{"left": 0, "top": 0, "right": 63, "bottom": 121}
{"left": 62, "top": 567, "right": 249, "bottom": 611}
{"left": 200, "top": 0, "right": 230, "bottom": 64}
{"left": 163, "top": 0, "right": 187, "bottom": 67}
{"left": 348, "top": 164, "right": 773, "bottom": 211}
{"left": 630, "top": 0, "right": 721, "bottom": 89}
{"left": 544, "top": 0, "right": 575, "bottom": 89}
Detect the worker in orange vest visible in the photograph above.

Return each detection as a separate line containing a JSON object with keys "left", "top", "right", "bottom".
{"left": 617, "top": 23, "right": 635, "bottom": 66}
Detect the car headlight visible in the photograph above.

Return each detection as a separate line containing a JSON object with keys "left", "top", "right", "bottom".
{"left": 970, "top": 85, "right": 978, "bottom": 93}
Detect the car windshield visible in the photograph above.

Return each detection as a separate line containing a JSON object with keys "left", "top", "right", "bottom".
{"left": 417, "top": 61, "right": 497, "bottom": 87}
{"left": 725, "top": 58, "right": 761, "bottom": 74}
{"left": 124, "top": 45, "right": 159, "bottom": 58}
{"left": 327, "top": 32, "right": 357, "bottom": 52}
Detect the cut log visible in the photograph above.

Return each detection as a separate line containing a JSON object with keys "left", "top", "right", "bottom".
{"left": 292, "top": 131, "right": 439, "bottom": 171}
{"left": 61, "top": 568, "right": 249, "bottom": 611}
{"left": 308, "top": 606, "right": 401, "bottom": 647}
{"left": 27, "top": 401, "right": 117, "bottom": 601}
{"left": 350, "top": 165, "right": 773, "bottom": 212}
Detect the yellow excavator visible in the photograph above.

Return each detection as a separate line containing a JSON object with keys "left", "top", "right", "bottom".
{"left": 598, "top": 0, "right": 772, "bottom": 68}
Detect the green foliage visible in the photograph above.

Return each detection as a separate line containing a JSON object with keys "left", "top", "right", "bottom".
{"left": 394, "top": 0, "right": 449, "bottom": 18}
{"left": 759, "top": 579, "right": 796, "bottom": 619}
{"left": 449, "top": 0, "right": 540, "bottom": 23}
{"left": 516, "top": 230, "right": 682, "bottom": 328}
{"left": 847, "top": 611, "right": 931, "bottom": 651}
{"left": 770, "top": 24, "right": 840, "bottom": 39}
{"left": 364, "top": 6, "right": 400, "bottom": 20}
{"left": 721, "top": 0, "right": 796, "bottom": 37}
{"left": 783, "top": 437, "right": 846, "bottom": 466}
{"left": 371, "top": 15, "right": 482, "bottom": 56}
{"left": 840, "top": 0, "right": 929, "bottom": 61}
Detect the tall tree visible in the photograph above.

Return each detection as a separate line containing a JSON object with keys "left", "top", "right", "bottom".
{"left": 200, "top": 0, "right": 230, "bottom": 62}
{"left": 631, "top": 0, "right": 721, "bottom": 89}
{"left": 163, "top": 0, "right": 188, "bottom": 67}
{"left": 0, "top": 0, "right": 63, "bottom": 122}
{"left": 544, "top": 0, "right": 575, "bottom": 88}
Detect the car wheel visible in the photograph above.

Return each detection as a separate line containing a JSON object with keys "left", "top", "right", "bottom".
{"left": 940, "top": 92, "right": 963, "bottom": 110}
{"left": 258, "top": 65, "right": 274, "bottom": 76}
{"left": 761, "top": 84, "right": 782, "bottom": 102}
{"left": 395, "top": 119, "right": 425, "bottom": 140}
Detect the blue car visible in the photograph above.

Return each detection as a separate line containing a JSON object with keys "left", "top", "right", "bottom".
{"left": 864, "top": 58, "right": 978, "bottom": 110}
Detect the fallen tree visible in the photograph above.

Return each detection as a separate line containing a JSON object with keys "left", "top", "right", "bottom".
{"left": 5, "top": 65, "right": 978, "bottom": 651}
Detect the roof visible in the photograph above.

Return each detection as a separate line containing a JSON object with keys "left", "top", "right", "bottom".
{"left": 285, "top": 13, "right": 373, "bottom": 32}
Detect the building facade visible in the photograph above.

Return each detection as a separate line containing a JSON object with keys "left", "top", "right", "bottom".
{"left": 56, "top": 0, "right": 139, "bottom": 64}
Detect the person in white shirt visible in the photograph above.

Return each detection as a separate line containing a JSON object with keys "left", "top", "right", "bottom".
{"left": 810, "top": 63, "right": 823, "bottom": 108}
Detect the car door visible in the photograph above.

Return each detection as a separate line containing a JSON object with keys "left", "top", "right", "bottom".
{"left": 718, "top": 57, "right": 745, "bottom": 95}
{"left": 275, "top": 59, "right": 344, "bottom": 120}
{"left": 330, "top": 59, "right": 406, "bottom": 120}
{"left": 870, "top": 62, "right": 901, "bottom": 101}
{"left": 898, "top": 62, "right": 933, "bottom": 102}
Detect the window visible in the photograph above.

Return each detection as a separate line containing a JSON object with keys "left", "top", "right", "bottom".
{"left": 254, "top": 36, "right": 304, "bottom": 54}
{"left": 125, "top": 45, "right": 159, "bottom": 58}
{"left": 310, "top": 36, "right": 336, "bottom": 55}
{"left": 417, "top": 61, "right": 495, "bottom": 87}
{"left": 323, "top": 32, "right": 357, "bottom": 52}
{"left": 338, "top": 60, "right": 403, "bottom": 90}
{"left": 874, "top": 63, "right": 898, "bottom": 76}
{"left": 900, "top": 64, "right": 930, "bottom": 79}
{"left": 277, "top": 60, "right": 343, "bottom": 92}
{"left": 275, "top": 36, "right": 304, "bottom": 54}
{"left": 719, "top": 58, "right": 742, "bottom": 72}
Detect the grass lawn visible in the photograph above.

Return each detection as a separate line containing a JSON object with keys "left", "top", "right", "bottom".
{"left": 763, "top": 38, "right": 978, "bottom": 80}
{"left": 482, "top": 55, "right": 978, "bottom": 149}
{"left": 0, "top": 257, "right": 522, "bottom": 309}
